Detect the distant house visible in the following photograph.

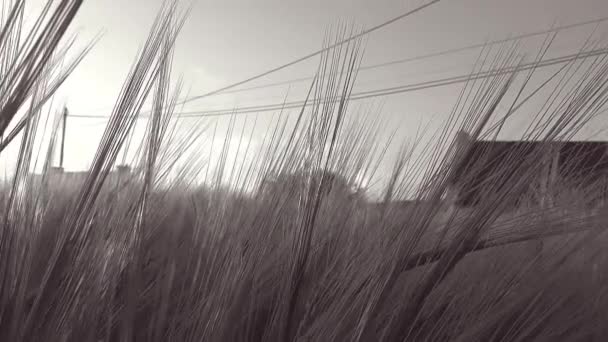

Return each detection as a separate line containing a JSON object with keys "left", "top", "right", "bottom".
{"left": 29, "top": 165, "right": 132, "bottom": 188}
{"left": 446, "top": 131, "right": 608, "bottom": 209}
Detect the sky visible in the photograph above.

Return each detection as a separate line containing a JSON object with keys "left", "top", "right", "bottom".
{"left": 8, "top": 0, "right": 608, "bottom": 179}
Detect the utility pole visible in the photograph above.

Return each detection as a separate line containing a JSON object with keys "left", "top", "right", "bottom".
{"left": 60, "top": 106, "right": 67, "bottom": 170}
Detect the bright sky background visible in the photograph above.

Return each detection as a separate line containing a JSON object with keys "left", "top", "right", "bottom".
{"left": 6, "top": 0, "right": 608, "bottom": 184}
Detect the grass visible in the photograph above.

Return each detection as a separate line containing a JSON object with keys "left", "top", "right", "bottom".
{"left": 0, "top": 1, "right": 608, "bottom": 341}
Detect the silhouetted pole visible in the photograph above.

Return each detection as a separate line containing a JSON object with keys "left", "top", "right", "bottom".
{"left": 60, "top": 106, "right": 67, "bottom": 170}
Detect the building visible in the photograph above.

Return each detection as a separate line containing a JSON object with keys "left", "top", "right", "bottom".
{"left": 447, "top": 131, "right": 608, "bottom": 210}
{"left": 29, "top": 165, "right": 132, "bottom": 189}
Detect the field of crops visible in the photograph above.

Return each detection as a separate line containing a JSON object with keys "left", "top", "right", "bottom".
{"left": 1, "top": 0, "right": 608, "bottom": 341}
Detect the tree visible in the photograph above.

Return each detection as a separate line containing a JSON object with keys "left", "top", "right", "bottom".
{"left": 259, "top": 169, "right": 363, "bottom": 201}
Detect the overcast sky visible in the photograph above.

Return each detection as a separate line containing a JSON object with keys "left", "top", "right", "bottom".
{"left": 15, "top": 0, "right": 608, "bottom": 174}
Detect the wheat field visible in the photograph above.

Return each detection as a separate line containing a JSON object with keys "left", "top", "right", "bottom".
{"left": 0, "top": 1, "right": 607, "bottom": 341}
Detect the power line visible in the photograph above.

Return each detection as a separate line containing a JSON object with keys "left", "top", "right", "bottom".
{"left": 68, "top": 46, "right": 608, "bottom": 119}
{"left": 212, "top": 15, "right": 608, "bottom": 96}
{"left": 70, "top": 61, "right": 480, "bottom": 118}
{"left": 75, "top": 0, "right": 440, "bottom": 116}
{"left": 173, "top": 0, "right": 441, "bottom": 106}
{"left": 79, "top": 14, "right": 608, "bottom": 116}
